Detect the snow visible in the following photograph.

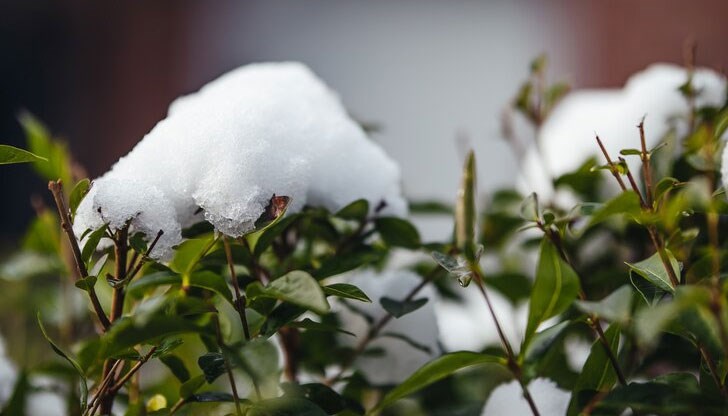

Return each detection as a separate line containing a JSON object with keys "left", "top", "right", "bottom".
{"left": 481, "top": 378, "right": 570, "bottom": 416}
{"left": 336, "top": 269, "right": 439, "bottom": 385}
{"left": 519, "top": 63, "right": 727, "bottom": 200}
{"left": 74, "top": 62, "right": 406, "bottom": 258}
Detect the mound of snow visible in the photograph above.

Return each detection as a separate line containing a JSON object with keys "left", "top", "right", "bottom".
{"left": 519, "top": 63, "right": 726, "bottom": 200}
{"left": 74, "top": 62, "right": 406, "bottom": 258}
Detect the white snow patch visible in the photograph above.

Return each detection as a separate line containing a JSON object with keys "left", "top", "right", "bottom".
{"left": 74, "top": 62, "right": 406, "bottom": 258}
{"left": 481, "top": 378, "right": 570, "bottom": 416}
{"left": 519, "top": 63, "right": 726, "bottom": 201}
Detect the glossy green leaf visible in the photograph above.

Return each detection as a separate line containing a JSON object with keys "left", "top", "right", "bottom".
{"left": 81, "top": 225, "right": 108, "bottom": 266}
{"left": 588, "top": 191, "right": 642, "bottom": 227}
{"left": 380, "top": 297, "right": 428, "bottom": 318}
{"left": 575, "top": 285, "right": 634, "bottom": 324}
{"left": 574, "top": 323, "right": 621, "bottom": 392}
{"left": 373, "top": 351, "right": 503, "bottom": 411}
{"left": 254, "top": 271, "right": 330, "bottom": 314}
{"left": 69, "top": 178, "right": 90, "bottom": 218}
{"left": 160, "top": 355, "right": 190, "bottom": 382}
{"left": 37, "top": 314, "right": 88, "bottom": 411}
{"left": 198, "top": 352, "right": 226, "bottom": 383}
{"left": 322, "top": 283, "right": 371, "bottom": 303}
{"left": 375, "top": 217, "right": 421, "bottom": 249}
{"left": 247, "top": 397, "right": 328, "bottom": 416}
{"left": 288, "top": 318, "right": 355, "bottom": 337}
{"left": 74, "top": 275, "right": 97, "bottom": 292}
{"left": 335, "top": 199, "right": 369, "bottom": 221}
{"left": 524, "top": 241, "right": 581, "bottom": 346}
{"left": 626, "top": 251, "right": 679, "bottom": 294}
{"left": 0, "top": 144, "right": 47, "bottom": 165}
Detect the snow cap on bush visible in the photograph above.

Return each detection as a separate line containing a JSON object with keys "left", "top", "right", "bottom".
{"left": 74, "top": 62, "right": 406, "bottom": 258}
{"left": 519, "top": 63, "right": 727, "bottom": 199}
{"left": 337, "top": 269, "right": 439, "bottom": 385}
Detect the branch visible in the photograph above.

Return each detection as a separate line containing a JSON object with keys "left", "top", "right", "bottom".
{"left": 48, "top": 180, "right": 110, "bottom": 330}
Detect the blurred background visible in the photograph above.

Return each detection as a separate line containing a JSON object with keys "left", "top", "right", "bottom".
{"left": 2, "top": 0, "right": 728, "bottom": 239}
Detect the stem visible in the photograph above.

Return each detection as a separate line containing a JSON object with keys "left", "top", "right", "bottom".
{"left": 637, "top": 120, "right": 654, "bottom": 206}
{"left": 471, "top": 267, "right": 539, "bottom": 416}
{"left": 214, "top": 316, "right": 243, "bottom": 416}
{"left": 325, "top": 266, "right": 442, "bottom": 385}
{"left": 48, "top": 180, "right": 110, "bottom": 330}
{"left": 595, "top": 136, "right": 628, "bottom": 192}
{"left": 539, "top": 223, "right": 628, "bottom": 386}
{"left": 85, "top": 359, "right": 123, "bottom": 416}
{"left": 125, "top": 229, "right": 164, "bottom": 282}
{"left": 108, "top": 346, "right": 157, "bottom": 393}
{"left": 110, "top": 226, "right": 129, "bottom": 322}
{"left": 223, "top": 237, "right": 251, "bottom": 340}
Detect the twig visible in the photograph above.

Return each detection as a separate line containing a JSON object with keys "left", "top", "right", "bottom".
{"left": 470, "top": 266, "right": 540, "bottom": 416}
{"left": 223, "top": 237, "right": 251, "bottom": 340}
{"left": 538, "top": 223, "right": 627, "bottom": 386}
{"left": 595, "top": 136, "right": 627, "bottom": 192}
{"left": 84, "top": 359, "right": 123, "bottom": 416}
{"left": 637, "top": 119, "right": 654, "bottom": 206}
{"left": 125, "top": 229, "right": 164, "bottom": 282}
{"left": 48, "top": 180, "right": 110, "bottom": 330}
{"left": 214, "top": 316, "right": 243, "bottom": 416}
{"left": 325, "top": 266, "right": 442, "bottom": 385}
{"left": 108, "top": 346, "right": 158, "bottom": 393}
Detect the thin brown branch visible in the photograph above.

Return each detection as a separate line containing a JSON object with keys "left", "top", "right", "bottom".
{"left": 108, "top": 346, "right": 158, "bottom": 393}
{"left": 637, "top": 119, "right": 654, "bottom": 206}
{"left": 325, "top": 266, "right": 441, "bottom": 385}
{"left": 223, "top": 237, "right": 251, "bottom": 340}
{"left": 471, "top": 267, "right": 539, "bottom": 416}
{"left": 125, "top": 229, "right": 164, "bottom": 282}
{"left": 538, "top": 223, "right": 627, "bottom": 386}
{"left": 48, "top": 180, "right": 110, "bottom": 330}
{"left": 595, "top": 136, "right": 627, "bottom": 191}
{"left": 214, "top": 316, "right": 243, "bottom": 416}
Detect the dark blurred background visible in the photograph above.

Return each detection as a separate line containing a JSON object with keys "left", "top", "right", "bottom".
{"left": 2, "top": 0, "right": 727, "bottom": 239}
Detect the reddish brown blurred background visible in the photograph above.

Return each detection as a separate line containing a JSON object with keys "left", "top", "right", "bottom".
{"left": 1, "top": 0, "right": 727, "bottom": 237}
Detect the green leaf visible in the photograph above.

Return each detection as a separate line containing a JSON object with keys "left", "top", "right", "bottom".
{"left": 198, "top": 352, "right": 226, "bottom": 383}
{"left": 226, "top": 338, "right": 280, "bottom": 398}
{"left": 255, "top": 271, "right": 330, "bottom": 315}
{"left": 160, "top": 355, "right": 190, "bottom": 382}
{"left": 455, "top": 151, "right": 477, "bottom": 259}
{"left": 74, "top": 275, "right": 98, "bottom": 292}
{"left": 189, "top": 271, "right": 233, "bottom": 304}
{"left": 524, "top": 241, "right": 580, "bottom": 346}
{"left": 322, "top": 283, "right": 371, "bottom": 303}
{"left": 373, "top": 351, "right": 503, "bottom": 411}
{"left": 247, "top": 397, "right": 328, "bottom": 416}
{"left": 127, "top": 270, "right": 180, "bottom": 297}
{"left": 0, "top": 144, "right": 48, "bottom": 165}
{"left": 375, "top": 217, "right": 421, "bottom": 249}
{"left": 574, "top": 323, "right": 621, "bottom": 392}
{"left": 69, "top": 178, "right": 90, "bottom": 218}
{"left": 519, "top": 192, "right": 540, "bottom": 222}
{"left": 251, "top": 214, "right": 300, "bottom": 257}
{"left": 288, "top": 318, "right": 355, "bottom": 337}
{"left": 100, "top": 316, "right": 208, "bottom": 359}
{"left": 170, "top": 236, "right": 215, "bottom": 275}
{"left": 522, "top": 320, "right": 570, "bottom": 363}
{"left": 335, "top": 199, "right": 369, "bottom": 221}
{"left": 19, "top": 112, "right": 72, "bottom": 184}
{"left": 37, "top": 314, "right": 88, "bottom": 411}
{"left": 284, "top": 383, "right": 349, "bottom": 415}
{"left": 380, "top": 297, "right": 428, "bottom": 318}
{"left": 188, "top": 392, "right": 234, "bottom": 403}
{"left": 619, "top": 148, "right": 642, "bottom": 156}
{"left": 626, "top": 251, "right": 678, "bottom": 294}
{"left": 179, "top": 374, "right": 205, "bottom": 399}
{"left": 0, "top": 372, "right": 28, "bottom": 416}
{"left": 575, "top": 285, "right": 634, "bottom": 324}
{"left": 81, "top": 225, "right": 108, "bottom": 266}
{"left": 588, "top": 191, "right": 642, "bottom": 227}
